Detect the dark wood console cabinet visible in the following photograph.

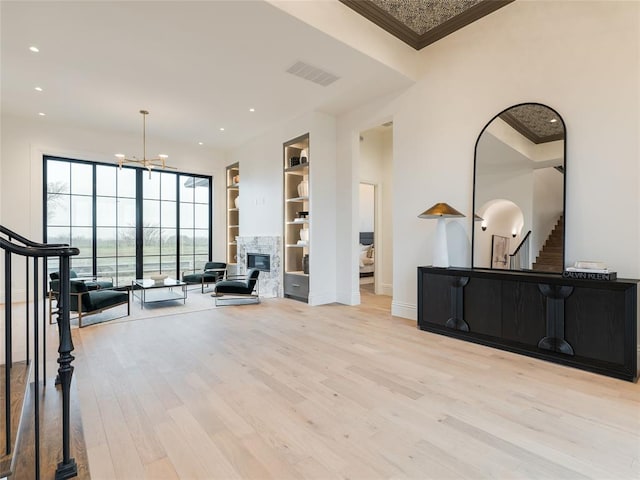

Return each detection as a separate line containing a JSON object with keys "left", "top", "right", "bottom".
{"left": 417, "top": 267, "right": 638, "bottom": 381}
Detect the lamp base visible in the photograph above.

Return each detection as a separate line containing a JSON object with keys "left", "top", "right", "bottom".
{"left": 432, "top": 217, "right": 449, "bottom": 268}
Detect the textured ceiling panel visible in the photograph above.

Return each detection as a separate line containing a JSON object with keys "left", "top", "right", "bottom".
{"left": 370, "top": 0, "right": 483, "bottom": 35}
{"left": 340, "top": 0, "right": 513, "bottom": 49}
{"left": 500, "top": 104, "right": 565, "bottom": 144}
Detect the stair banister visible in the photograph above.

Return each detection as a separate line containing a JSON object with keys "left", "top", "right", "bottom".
{"left": 0, "top": 227, "right": 79, "bottom": 479}
{"left": 509, "top": 230, "right": 532, "bottom": 270}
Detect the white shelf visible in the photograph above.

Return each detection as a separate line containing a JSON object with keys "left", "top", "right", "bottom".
{"left": 286, "top": 243, "right": 308, "bottom": 248}
{"left": 228, "top": 208, "right": 239, "bottom": 212}
{"left": 228, "top": 225, "right": 239, "bottom": 228}
{"left": 228, "top": 242, "right": 237, "bottom": 246}
{"left": 286, "top": 196, "right": 308, "bottom": 203}
{"left": 286, "top": 271, "right": 309, "bottom": 276}
{"left": 286, "top": 220, "right": 308, "bottom": 225}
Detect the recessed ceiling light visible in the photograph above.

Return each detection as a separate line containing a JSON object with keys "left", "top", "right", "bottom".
{"left": 219, "top": 127, "right": 225, "bottom": 132}
{"left": 29, "top": 46, "right": 39, "bottom": 53}
{"left": 249, "top": 108, "right": 255, "bottom": 113}
{"left": 34, "top": 86, "right": 43, "bottom": 92}
{"left": 38, "top": 112, "right": 46, "bottom": 116}
{"left": 198, "top": 142, "right": 204, "bottom": 145}
{"left": 550, "top": 118, "right": 557, "bottom": 123}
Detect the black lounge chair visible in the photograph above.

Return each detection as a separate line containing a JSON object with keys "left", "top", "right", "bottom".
{"left": 49, "top": 278, "right": 129, "bottom": 327}
{"left": 182, "top": 262, "right": 227, "bottom": 293}
{"left": 213, "top": 268, "right": 260, "bottom": 306}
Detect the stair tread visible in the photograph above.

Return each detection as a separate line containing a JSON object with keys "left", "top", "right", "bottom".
{"left": 536, "top": 215, "right": 564, "bottom": 269}
{"left": 0, "top": 361, "right": 31, "bottom": 478}
{"left": 12, "top": 377, "right": 90, "bottom": 479}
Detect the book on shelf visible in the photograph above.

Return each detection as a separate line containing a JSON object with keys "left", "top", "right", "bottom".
{"left": 573, "top": 260, "right": 607, "bottom": 270}
{"left": 562, "top": 270, "right": 617, "bottom": 281}
{"left": 565, "top": 267, "right": 610, "bottom": 274}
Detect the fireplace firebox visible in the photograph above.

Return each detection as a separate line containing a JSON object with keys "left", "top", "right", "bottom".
{"left": 247, "top": 253, "right": 271, "bottom": 272}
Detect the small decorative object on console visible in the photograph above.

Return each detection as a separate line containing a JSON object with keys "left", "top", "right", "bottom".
{"left": 150, "top": 273, "right": 168, "bottom": 285}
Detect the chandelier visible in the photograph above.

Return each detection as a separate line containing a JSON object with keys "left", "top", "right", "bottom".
{"left": 115, "top": 110, "right": 174, "bottom": 177}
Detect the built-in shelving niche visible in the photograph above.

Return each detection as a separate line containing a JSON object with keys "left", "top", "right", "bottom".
{"left": 283, "top": 134, "right": 310, "bottom": 302}
{"left": 226, "top": 162, "right": 239, "bottom": 266}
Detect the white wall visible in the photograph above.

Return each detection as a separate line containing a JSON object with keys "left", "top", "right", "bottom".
{"left": 475, "top": 200, "right": 523, "bottom": 268}
{"left": 0, "top": 113, "right": 227, "bottom": 301}
{"left": 358, "top": 183, "right": 374, "bottom": 232}
{"left": 475, "top": 131, "right": 534, "bottom": 240}
{"left": 226, "top": 110, "right": 337, "bottom": 306}
{"left": 336, "top": 0, "right": 639, "bottom": 320}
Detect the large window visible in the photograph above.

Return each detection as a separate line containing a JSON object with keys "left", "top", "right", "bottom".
{"left": 44, "top": 156, "right": 212, "bottom": 287}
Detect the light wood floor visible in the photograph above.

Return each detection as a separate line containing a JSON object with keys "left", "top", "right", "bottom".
{"left": 68, "top": 293, "right": 639, "bottom": 479}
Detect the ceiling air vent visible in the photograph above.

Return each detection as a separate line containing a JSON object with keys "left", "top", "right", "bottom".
{"left": 286, "top": 61, "right": 340, "bottom": 87}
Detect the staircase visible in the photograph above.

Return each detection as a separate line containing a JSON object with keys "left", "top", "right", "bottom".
{"left": 0, "top": 362, "right": 30, "bottom": 478}
{"left": 532, "top": 215, "right": 564, "bottom": 272}
{"left": 1, "top": 225, "right": 86, "bottom": 479}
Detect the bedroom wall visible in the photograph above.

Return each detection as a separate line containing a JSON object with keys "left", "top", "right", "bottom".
{"left": 0, "top": 113, "right": 227, "bottom": 301}
{"left": 335, "top": 0, "right": 640, "bottom": 319}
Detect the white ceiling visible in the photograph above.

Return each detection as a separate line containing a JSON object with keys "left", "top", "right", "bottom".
{"left": 1, "top": 0, "right": 413, "bottom": 151}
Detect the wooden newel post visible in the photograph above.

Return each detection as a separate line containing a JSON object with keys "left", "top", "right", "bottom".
{"left": 55, "top": 254, "right": 78, "bottom": 479}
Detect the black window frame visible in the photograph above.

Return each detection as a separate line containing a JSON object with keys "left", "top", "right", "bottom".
{"left": 43, "top": 155, "right": 213, "bottom": 286}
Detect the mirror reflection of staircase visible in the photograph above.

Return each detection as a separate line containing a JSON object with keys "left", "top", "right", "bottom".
{"left": 532, "top": 215, "right": 564, "bottom": 272}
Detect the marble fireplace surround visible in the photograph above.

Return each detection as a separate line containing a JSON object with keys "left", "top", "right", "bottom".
{"left": 236, "top": 236, "right": 282, "bottom": 298}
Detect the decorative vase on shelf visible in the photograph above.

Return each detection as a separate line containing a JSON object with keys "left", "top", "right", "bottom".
{"left": 297, "top": 175, "right": 309, "bottom": 197}
{"left": 234, "top": 196, "right": 240, "bottom": 209}
{"left": 299, "top": 227, "right": 309, "bottom": 242}
{"left": 300, "top": 148, "right": 308, "bottom": 163}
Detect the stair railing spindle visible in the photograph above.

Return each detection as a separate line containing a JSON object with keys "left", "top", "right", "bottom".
{"left": 4, "top": 250, "right": 11, "bottom": 456}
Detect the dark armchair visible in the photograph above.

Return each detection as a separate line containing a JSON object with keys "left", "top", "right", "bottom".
{"left": 213, "top": 268, "right": 260, "bottom": 306}
{"left": 50, "top": 269, "right": 113, "bottom": 290}
{"left": 49, "top": 279, "right": 129, "bottom": 327}
{"left": 182, "top": 262, "right": 227, "bottom": 293}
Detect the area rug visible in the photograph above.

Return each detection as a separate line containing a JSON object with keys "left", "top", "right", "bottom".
{"left": 69, "top": 286, "right": 218, "bottom": 328}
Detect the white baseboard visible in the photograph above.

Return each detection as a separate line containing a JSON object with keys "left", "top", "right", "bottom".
{"left": 391, "top": 300, "right": 416, "bottom": 320}
{"left": 309, "top": 290, "right": 336, "bottom": 306}
{"left": 335, "top": 289, "right": 360, "bottom": 306}
{"left": 380, "top": 283, "right": 393, "bottom": 296}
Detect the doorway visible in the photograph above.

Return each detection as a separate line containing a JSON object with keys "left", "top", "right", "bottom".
{"left": 358, "top": 123, "right": 393, "bottom": 300}
{"left": 359, "top": 183, "right": 375, "bottom": 294}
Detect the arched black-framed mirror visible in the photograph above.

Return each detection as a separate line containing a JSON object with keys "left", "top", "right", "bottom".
{"left": 472, "top": 103, "right": 566, "bottom": 272}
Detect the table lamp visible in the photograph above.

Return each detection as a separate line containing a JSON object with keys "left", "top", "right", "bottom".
{"left": 418, "top": 202, "right": 465, "bottom": 267}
